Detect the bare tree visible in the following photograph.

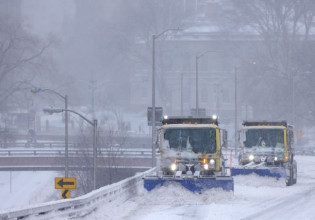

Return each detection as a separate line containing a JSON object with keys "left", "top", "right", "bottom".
{"left": 70, "top": 109, "right": 130, "bottom": 195}
{"left": 223, "top": 0, "right": 315, "bottom": 125}
{"left": 69, "top": 129, "right": 94, "bottom": 195}
{"left": 0, "top": 17, "right": 52, "bottom": 112}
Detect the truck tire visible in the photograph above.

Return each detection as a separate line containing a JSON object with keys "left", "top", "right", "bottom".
{"left": 286, "top": 166, "right": 293, "bottom": 186}
{"left": 292, "top": 160, "right": 297, "bottom": 184}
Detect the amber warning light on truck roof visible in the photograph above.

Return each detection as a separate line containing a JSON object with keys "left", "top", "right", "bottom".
{"left": 242, "top": 121, "right": 287, "bottom": 127}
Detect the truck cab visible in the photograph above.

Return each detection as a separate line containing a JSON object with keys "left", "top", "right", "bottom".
{"left": 237, "top": 121, "right": 297, "bottom": 185}
{"left": 156, "top": 116, "right": 228, "bottom": 177}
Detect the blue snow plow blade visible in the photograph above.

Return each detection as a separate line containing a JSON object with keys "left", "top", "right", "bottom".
{"left": 144, "top": 177, "right": 234, "bottom": 192}
{"left": 231, "top": 167, "right": 286, "bottom": 178}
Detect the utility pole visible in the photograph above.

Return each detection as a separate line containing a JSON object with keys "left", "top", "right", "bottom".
{"left": 90, "top": 80, "right": 96, "bottom": 119}
{"left": 181, "top": 73, "right": 183, "bottom": 116}
{"left": 93, "top": 119, "right": 97, "bottom": 190}
{"left": 216, "top": 82, "right": 220, "bottom": 115}
{"left": 152, "top": 34, "right": 156, "bottom": 168}
{"left": 291, "top": 73, "right": 296, "bottom": 128}
{"left": 195, "top": 56, "right": 199, "bottom": 116}
{"left": 65, "top": 95, "right": 68, "bottom": 177}
{"left": 234, "top": 67, "right": 238, "bottom": 156}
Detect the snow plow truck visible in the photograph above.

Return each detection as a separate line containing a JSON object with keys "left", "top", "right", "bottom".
{"left": 144, "top": 115, "right": 234, "bottom": 192}
{"left": 232, "top": 121, "right": 297, "bottom": 186}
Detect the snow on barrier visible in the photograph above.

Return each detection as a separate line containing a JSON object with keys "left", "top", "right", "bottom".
{"left": 0, "top": 168, "right": 155, "bottom": 220}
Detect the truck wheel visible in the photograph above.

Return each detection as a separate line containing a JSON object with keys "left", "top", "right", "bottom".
{"left": 293, "top": 160, "right": 297, "bottom": 184}
{"left": 286, "top": 167, "right": 293, "bottom": 186}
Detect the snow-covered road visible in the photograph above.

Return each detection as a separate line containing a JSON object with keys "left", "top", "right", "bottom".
{"left": 83, "top": 156, "right": 315, "bottom": 220}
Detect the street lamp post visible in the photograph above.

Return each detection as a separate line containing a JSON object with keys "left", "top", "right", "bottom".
{"left": 31, "top": 88, "right": 69, "bottom": 177}
{"left": 43, "top": 108, "right": 98, "bottom": 190}
{"left": 195, "top": 50, "right": 217, "bottom": 116}
{"left": 152, "top": 28, "right": 181, "bottom": 167}
{"left": 65, "top": 95, "right": 68, "bottom": 177}
{"left": 181, "top": 73, "right": 184, "bottom": 116}
{"left": 234, "top": 67, "right": 238, "bottom": 155}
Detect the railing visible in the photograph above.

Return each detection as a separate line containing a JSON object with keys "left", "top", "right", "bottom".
{"left": 0, "top": 148, "right": 153, "bottom": 158}
{"left": 0, "top": 147, "right": 313, "bottom": 158}
{"left": 0, "top": 168, "right": 155, "bottom": 220}
{"left": 0, "top": 141, "right": 150, "bottom": 149}
{"left": 224, "top": 147, "right": 315, "bottom": 157}
{"left": 0, "top": 142, "right": 77, "bottom": 148}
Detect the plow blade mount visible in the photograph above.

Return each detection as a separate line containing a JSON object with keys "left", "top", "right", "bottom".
{"left": 144, "top": 177, "right": 234, "bottom": 192}
{"left": 231, "top": 167, "right": 286, "bottom": 178}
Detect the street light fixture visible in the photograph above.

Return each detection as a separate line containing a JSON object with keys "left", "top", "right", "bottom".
{"left": 43, "top": 108, "right": 98, "bottom": 190}
{"left": 152, "top": 28, "right": 181, "bottom": 167}
{"left": 195, "top": 50, "right": 217, "bottom": 116}
{"left": 31, "top": 88, "right": 69, "bottom": 178}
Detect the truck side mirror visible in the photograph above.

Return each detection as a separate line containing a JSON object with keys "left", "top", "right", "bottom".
{"left": 237, "top": 130, "right": 241, "bottom": 142}
{"left": 220, "top": 129, "right": 228, "bottom": 148}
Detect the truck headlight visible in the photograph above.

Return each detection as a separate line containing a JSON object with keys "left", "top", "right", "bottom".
{"left": 204, "top": 164, "right": 209, "bottom": 170}
{"left": 274, "top": 156, "right": 278, "bottom": 161}
{"left": 210, "top": 159, "right": 215, "bottom": 165}
{"left": 170, "top": 163, "right": 177, "bottom": 171}
{"left": 249, "top": 154, "right": 255, "bottom": 161}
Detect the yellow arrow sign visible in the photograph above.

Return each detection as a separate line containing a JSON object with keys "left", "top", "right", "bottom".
{"left": 55, "top": 177, "right": 76, "bottom": 189}
{"left": 61, "top": 189, "right": 70, "bottom": 199}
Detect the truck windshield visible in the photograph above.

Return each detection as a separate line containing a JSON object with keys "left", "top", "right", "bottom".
{"left": 163, "top": 128, "right": 217, "bottom": 153}
{"left": 244, "top": 129, "right": 284, "bottom": 148}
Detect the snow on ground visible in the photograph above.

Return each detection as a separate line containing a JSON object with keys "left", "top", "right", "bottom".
{"left": 1, "top": 156, "right": 315, "bottom": 219}
{"left": 83, "top": 155, "right": 315, "bottom": 220}
{"left": 0, "top": 171, "right": 60, "bottom": 212}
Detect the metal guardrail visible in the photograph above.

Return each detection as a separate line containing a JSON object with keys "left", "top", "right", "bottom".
{"left": 0, "top": 148, "right": 154, "bottom": 158}
{"left": 224, "top": 147, "right": 315, "bottom": 157}
{"left": 0, "top": 148, "right": 152, "bottom": 158}
{"left": 0, "top": 168, "right": 155, "bottom": 220}
{"left": 0, "top": 147, "right": 313, "bottom": 158}
{"left": 0, "top": 142, "right": 77, "bottom": 148}
{"left": 0, "top": 141, "right": 151, "bottom": 149}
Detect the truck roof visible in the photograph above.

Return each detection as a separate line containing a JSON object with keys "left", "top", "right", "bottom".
{"left": 162, "top": 124, "right": 218, "bottom": 129}
{"left": 242, "top": 125, "right": 286, "bottom": 130}
{"left": 242, "top": 121, "right": 288, "bottom": 127}
{"left": 162, "top": 116, "right": 218, "bottom": 125}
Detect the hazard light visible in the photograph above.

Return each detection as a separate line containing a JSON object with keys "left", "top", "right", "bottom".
{"left": 202, "top": 158, "right": 208, "bottom": 164}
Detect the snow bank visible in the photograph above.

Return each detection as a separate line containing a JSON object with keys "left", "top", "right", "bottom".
{"left": 0, "top": 171, "right": 59, "bottom": 212}
{"left": 83, "top": 156, "right": 315, "bottom": 220}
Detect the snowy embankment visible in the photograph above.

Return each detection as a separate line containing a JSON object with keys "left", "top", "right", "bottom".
{"left": 0, "top": 171, "right": 59, "bottom": 212}
{"left": 83, "top": 156, "right": 315, "bottom": 220}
